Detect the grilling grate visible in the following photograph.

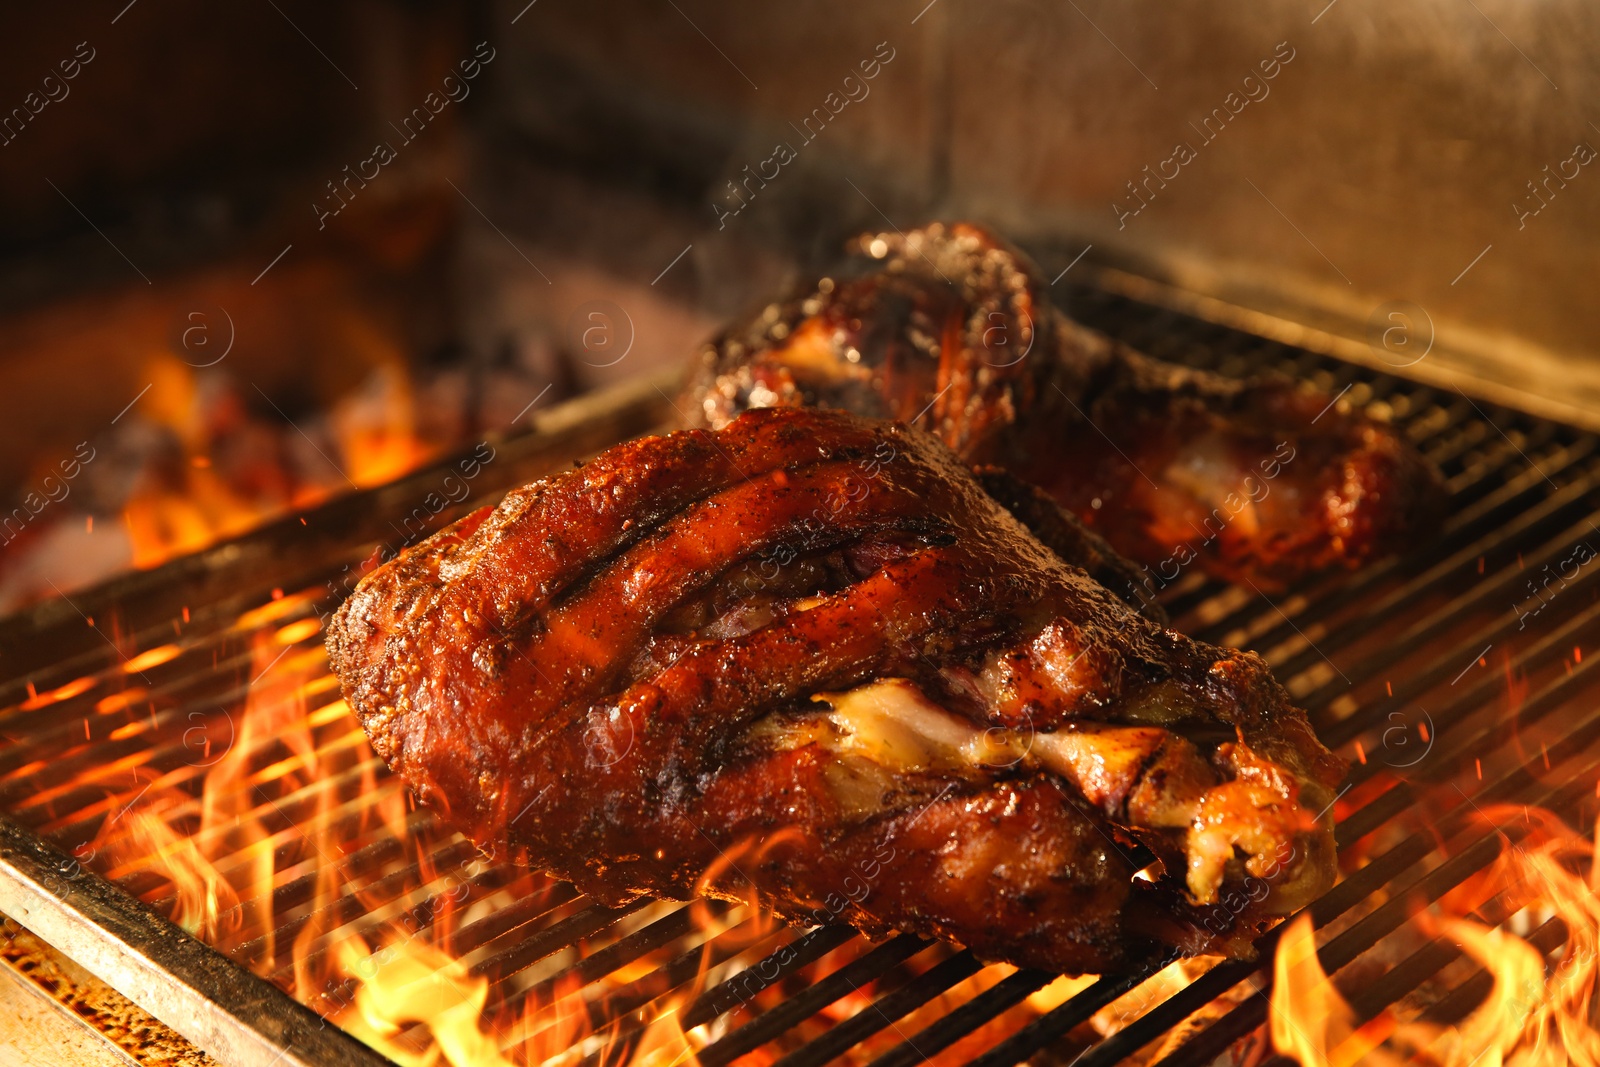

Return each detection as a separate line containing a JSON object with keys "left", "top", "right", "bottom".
{"left": 1, "top": 281, "right": 1598, "bottom": 1067}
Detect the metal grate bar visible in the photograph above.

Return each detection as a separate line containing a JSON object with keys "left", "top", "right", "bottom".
{"left": 5, "top": 304, "right": 1599, "bottom": 1067}
{"left": 466, "top": 899, "right": 652, "bottom": 989}
{"left": 864, "top": 967, "right": 1055, "bottom": 1067}
{"left": 697, "top": 936, "right": 932, "bottom": 1067}
{"left": 681, "top": 925, "right": 859, "bottom": 1030}
{"left": 251, "top": 845, "right": 510, "bottom": 972}
{"left": 0, "top": 376, "right": 676, "bottom": 694}
{"left": 0, "top": 811, "right": 391, "bottom": 1067}
{"left": 442, "top": 879, "right": 585, "bottom": 964}
{"left": 1133, "top": 733, "right": 1600, "bottom": 1066}
{"left": 1330, "top": 888, "right": 1525, "bottom": 1032}
{"left": 961, "top": 962, "right": 1167, "bottom": 1067}
{"left": 0, "top": 643, "right": 268, "bottom": 783}
{"left": 1280, "top": 511, "right": 1600, "bottom": 713}
{"left": 1277, "top": 506, "right": 1600, "bottom": 695}
{"left": 532, "top": 912, "right": 784, "bottom": 1061}
{"left": 240, "top": 844, "right": 507, "bottom": 968}
{"left": 1068, "top": 658, "right": 1600, "bottom": 1066}
{"left": 1189, "top": 442, "right": 1597, "bottom": 655}
{"left": 1417, "top": 913, "right": 1570, "bottom": 1027}
{"left": 1324, "top": 599, "right": 1600, "bottom": 784}
{"left": 770, "top": 950, "right": 985, "bottom": 1067}
{"left": 1156, "top": 820, "right": 1541, "bottom": 1064}
{"left": 0, "top": 639, "right": 338, "bottom": 816}
{"left": 1155, "top": 403, "right": 1531, "bottom": 627}
{"left": 531, "top": 938, "right": 763, "bottom": 1067}
{"left": 1330, "top": 600, "right": 1600, "bottom": 783}
{"left": 1251, "top": 914, "right": 1570, "bottom": 1067}
{"left": 492, "top": 903, "right": 702, "bottom": 995}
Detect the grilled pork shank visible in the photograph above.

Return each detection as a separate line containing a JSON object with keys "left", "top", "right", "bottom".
{"left": 683, "top": 222, "right": 1445, "bottom": 590}
{"left": 327, "top": 408, "right": 1342, "bottom": 973}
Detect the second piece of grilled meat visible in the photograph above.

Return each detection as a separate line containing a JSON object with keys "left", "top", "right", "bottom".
{"left": 682, "top": 222, "right": 1446, "bottom": 590}
{"left": 327, "top": 408, "right": 1343, "bottom": 974}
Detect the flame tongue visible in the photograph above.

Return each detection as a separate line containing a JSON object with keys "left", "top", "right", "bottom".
{"left": 1270, "top": 805, "right": 1600, "bottom": 1067}
{"left": 1270, "top": 915, "right": 1381, "bottom": 1067}
{"left": 334, "top": 936, "right": 517, "bottom": 1067}
{"left": 95, "top": 808, "right": 241, "bottom": 941}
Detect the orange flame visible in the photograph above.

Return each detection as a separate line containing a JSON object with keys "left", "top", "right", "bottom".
{"left": 1271, "top": 804, "right": 1600, "bottom": 1066}
{"left": 119, "top": 353, "right": 434, "bottom": 571}
{"left": 35, "top": 350, "right": 826, "bottom": 1065}
{"left": 332, "top": 935, "right": 519, "bottom": 1067}
{"left": 54, "top": 343, "right": 1600, "bottom": 1064}
{"left": 1270, "top": 915, "right": 1380, "bottom": 1067}
{"left": 93, "top": 808, "right": 241, "bottom": 941}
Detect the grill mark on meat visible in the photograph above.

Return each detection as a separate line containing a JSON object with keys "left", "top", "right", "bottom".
{"left": 467, "top": 418, "right": 885, "bottom": 624}
{"left": 496, "top": 464, "right": 965, "bottom": 732}
{"left": 540, "top": 442, "right": 866, "bottom": 607}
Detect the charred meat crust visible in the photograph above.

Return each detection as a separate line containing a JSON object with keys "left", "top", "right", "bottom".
{"left": 328, "top": 407, "right": 1343, "bottom": 974}
{"left": 681, "top": 221, "right": 1446, "bottom": 589}
{"left": 973, "top": 466, "right": 1167, "bottom": 624}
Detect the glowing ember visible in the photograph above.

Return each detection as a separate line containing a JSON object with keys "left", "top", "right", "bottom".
{"left": 121, "top": 357, "right": 436, "bottom": 571}
{"left": 0, "top": 349, "right": 455, "bottom": 614}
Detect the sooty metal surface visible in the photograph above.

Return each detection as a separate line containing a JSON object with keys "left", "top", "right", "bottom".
{"left": 0, "top": 287, "right": 1596, "bottom": 1067}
